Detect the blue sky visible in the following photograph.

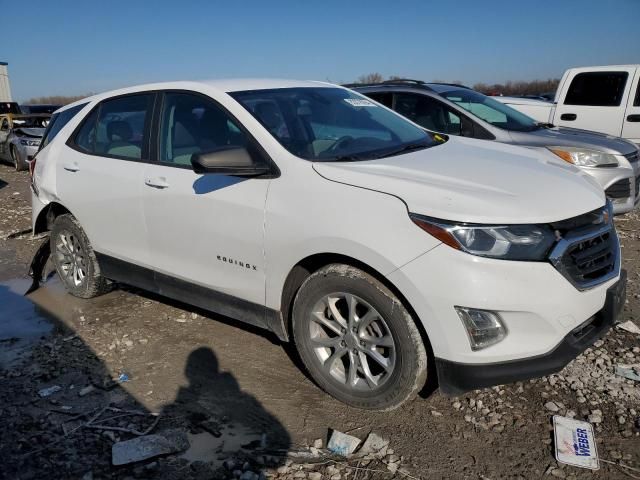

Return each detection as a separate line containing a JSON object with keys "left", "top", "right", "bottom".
{"left": 4, "top": 0, "right": 640, "bottom": 101}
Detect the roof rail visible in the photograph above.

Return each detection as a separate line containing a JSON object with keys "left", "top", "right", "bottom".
{"left": 427, "top": 82, "right": 472, "bottom": 89}
{"left": 381, "top": 78, "right": 426, "bottom": 85}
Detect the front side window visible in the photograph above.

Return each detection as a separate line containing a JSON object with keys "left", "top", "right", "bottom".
{"left": 439, "top": 89, "right": 539, "bottom": 132}
{"left": 159, "top": 92, "right": 248, "bottom": 166}
{"left": 74, "top": 94, "right": 153, "bottom": 159}
{"left": 565, "top": 72, "right": 628, "bottom": 107}
{"left": 231, "top": 87, "right": 437, "bottom": 161}
{"left": 393, "top": 93, "right": 462, "bottom": 134}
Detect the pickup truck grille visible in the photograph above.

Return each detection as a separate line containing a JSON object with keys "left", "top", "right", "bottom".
{"left": 605, "top": 179, "right": 631, "bottom": 199}
{"left": 549, "top": 206, "right": 619, "bottom": 290}
{"left": 624, "top": 150, "right": 639, "bottom": 164}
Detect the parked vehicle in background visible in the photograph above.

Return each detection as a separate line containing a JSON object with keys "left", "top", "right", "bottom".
{"left": 494, "top": 65, "right": 640, "bottom": 145}
{"left": 352, "top": 80, "right": 640, "bottom": 214}
{"left": 0, "top": 101, "right": 21, "bottom": 115}
{"left": 0, "top": 113, "right": 50, "bottom": 170}
{"left": 31, "top": 79, "right": 625, "bottom": 409}
{"left": 21, "top": 104, "right": 62, "bottom": 114}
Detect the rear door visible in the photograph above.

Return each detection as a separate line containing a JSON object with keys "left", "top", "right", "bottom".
{"left": 59, "top": 93, "right": 154, "bottom": 267}
{"left": 555, "top": 68, "right": 634, "bottom": 136}
{"left": 141, "top": 91, "right": 270, "bottom": 316}
{"left": 621, "top": 67, "right": 640, "bottom": 144}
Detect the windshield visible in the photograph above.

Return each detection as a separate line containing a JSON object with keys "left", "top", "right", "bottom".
{"left": 231, "top": 87, "right": 437, "bottom": 161}
{"left": 439, "top": 89, "right": 539, "bottom": 132}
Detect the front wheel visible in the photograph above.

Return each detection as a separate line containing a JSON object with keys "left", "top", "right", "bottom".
{"left": 50, "top": 214, "right": 110, "bottom": 298}
{"left": 11, "top": 145, "right": 28, "bottom": 171}
{"left": 292, "top": 264, "right": 428, "bottom": 410}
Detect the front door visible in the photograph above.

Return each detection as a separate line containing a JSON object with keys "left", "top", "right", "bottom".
{"left": 621, "top": 68, "right": 640, "bottom": 144}
{"left": 142, "top": 91, "right": 270, "bottom": 318}
{"left": 0, "top": 117, "right": 10, "bottom": 158}
{"left": 555, "top": 68, "right": 635, "bottom": 136}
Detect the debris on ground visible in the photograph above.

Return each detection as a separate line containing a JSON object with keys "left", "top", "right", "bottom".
{"left": 38, "top": 384, "right": 62, "bottom": 397}
{"left": 112, "top": 429, "right": 189, "bottom": 465}
{"left": 553, "top": 416, "right": 599, "bottom": 469}
{"left": 615, "top": 364, "right": 640, "bottom": 382}
{"left": 616, "top": 320, "right": 640, "bottom": 335}
{"left": 326, "top": 429, "right": 362, "bottom": 456}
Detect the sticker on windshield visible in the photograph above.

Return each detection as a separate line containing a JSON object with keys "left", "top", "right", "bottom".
{"left": 344, "top": 98, "right": 377, "bottom": 107}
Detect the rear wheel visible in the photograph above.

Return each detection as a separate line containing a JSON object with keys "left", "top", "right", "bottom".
{"left": 292, "top": 264, "right": 427, "bottom": 410}
{"left": 50, "top": 214, "right": 109, "bottom": 298}
{"left": 11, "top": 145, "right": 28, "bottom": 171}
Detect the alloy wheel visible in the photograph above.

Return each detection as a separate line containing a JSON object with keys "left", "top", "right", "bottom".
{"left": 308, "top": 292, "right": 396, "bottom": 391}
{"left": 55, "top": 230, "right": 87, "bottom": 287}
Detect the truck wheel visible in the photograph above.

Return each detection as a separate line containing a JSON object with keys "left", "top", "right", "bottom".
{"left": 50, "top": 214, "right": 109, "bottom": 298}
{"left": 292, "top": 264, "right": 427, "bottom": 410}
{"left": 11, "top": 145, "right": 28, "bottom": 171}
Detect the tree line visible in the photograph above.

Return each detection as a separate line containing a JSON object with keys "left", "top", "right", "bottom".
{"left": 353, "top": 73, "right": 560, "bottom": 96}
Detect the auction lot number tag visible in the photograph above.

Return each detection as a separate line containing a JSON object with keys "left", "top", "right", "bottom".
{"left": 553, "top": 416, "right": 599, "bottom": 470}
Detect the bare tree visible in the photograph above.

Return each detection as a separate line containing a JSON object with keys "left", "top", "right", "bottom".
{"left": 473, "top": 79, "right": 560, "bottom": 96}
{"left": 355, "top": 73, "right": 384, "bottom": 84}
{"left": 23, "top": 94, "right": 94, "bottom": 105}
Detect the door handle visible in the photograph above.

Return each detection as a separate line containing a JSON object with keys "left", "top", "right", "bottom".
{"left": 63, "top": 161, "right": 80, "bottom": 172}
{"left": 144, "top": 176, "right": 169, "bottom": 189}
{"left": 560, "top": 113, "right": 577, "bottom": 121}
{"left": 627, "top": 114, "right": 640, "bottom": 122}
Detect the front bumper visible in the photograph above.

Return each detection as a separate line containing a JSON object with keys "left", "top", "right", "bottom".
{"left": 584, "top": 160, "right": 640, "bottom": 215}
{"left": 435, "top": 270, "right": 626, "bottom": 395}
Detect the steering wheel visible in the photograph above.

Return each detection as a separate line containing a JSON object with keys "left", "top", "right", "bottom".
{"left": 326, "top": 135, "right": 354, "bottom": 154}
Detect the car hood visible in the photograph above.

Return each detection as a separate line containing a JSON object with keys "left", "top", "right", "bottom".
{"left": 14, "top": 127, "right": 45, "bottom": 138}
{"left": 313, "top": 136, "right": 604, "bottom": 224}
{"left": 509, "top": 126, "right": 638, "bottom": 155}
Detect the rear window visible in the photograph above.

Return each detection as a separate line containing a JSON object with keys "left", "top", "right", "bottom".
{"left": 564, "top": 72, "right": 628, "bottom": 106}
{"left": 39, "top": 103, "right": 87, "bottom": 151}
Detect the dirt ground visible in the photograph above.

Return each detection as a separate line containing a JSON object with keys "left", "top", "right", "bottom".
{"left": 0, "top": 162, "right": 639, "bottom": 480}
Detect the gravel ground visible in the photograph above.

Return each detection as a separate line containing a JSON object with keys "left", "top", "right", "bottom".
{"left": 0, "top": 163, "right": 639, "bottom": 479}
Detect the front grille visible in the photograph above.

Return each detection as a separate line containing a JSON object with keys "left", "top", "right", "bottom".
{"left": 605, "top": 179, "right": 631, "bottom": 199}
{"left": 549, "top": 206, "right": 619, "bottom": 290}
{"left": 563, "top": 232, "right": 616, "bottom": 284}
{"left": 624, "top": 150, "right": 639, "bottom": 164}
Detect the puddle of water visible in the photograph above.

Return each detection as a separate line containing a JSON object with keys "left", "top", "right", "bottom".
{"left": 0, "top": 278, "right": 54, "bottom": 368}
{"left": 181, "top": 425, "right": 262, "bottom": 466}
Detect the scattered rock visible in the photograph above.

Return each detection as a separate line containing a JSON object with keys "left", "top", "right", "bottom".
{"left": 38, "top": 385, "right": 61, "bottom": 397}
{"left": 545, "top": 401, "right": 560, "bottom": 412}
{"left": 327, "top": 430, "right": 361, "bottom": 457}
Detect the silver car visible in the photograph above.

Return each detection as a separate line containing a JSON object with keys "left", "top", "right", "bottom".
{"left": 0, "top": 114, "right": 50, "bottom": 171}
{"left": 353, "top": 80, "right": 640, "bottom": 214}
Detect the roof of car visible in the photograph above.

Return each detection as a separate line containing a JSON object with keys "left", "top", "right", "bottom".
{"left": 492, "top": 96, "right": 552, "bottom": 106}
{"left": 57, "top": 79, "right": 335, "bottom": 113}
{"left": 347, "top": 80, "right": 471, "bottom": 93}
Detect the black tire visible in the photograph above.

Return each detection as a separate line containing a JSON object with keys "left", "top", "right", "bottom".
{"left": 292, "top": 264, "right": 427, "bottom": 410}
{"left": 50, "top": 214, "right": 109, "bottom": 298}
{"left": 11, "top": 145, "right": 28, "bottom": 171}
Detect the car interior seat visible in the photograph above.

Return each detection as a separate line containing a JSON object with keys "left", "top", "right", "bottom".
{"left": 106, "top": 120, "right": 141, "bottom": 158}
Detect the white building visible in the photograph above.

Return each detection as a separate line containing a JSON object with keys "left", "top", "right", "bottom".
{"left": 0, "top": 62, "right": 12, "bottom": 102}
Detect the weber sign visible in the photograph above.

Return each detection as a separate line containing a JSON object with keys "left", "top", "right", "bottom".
{"left": 553, "top": 416, "right": 599, "bottom": 470}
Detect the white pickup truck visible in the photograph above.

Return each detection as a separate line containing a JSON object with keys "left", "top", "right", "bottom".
{"left": 495, "top": 65, "right": 640, "bottom": 145}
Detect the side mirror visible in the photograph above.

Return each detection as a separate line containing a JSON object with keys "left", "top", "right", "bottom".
{"left": 191, "top": 147, "right": 270, "bottom": 176}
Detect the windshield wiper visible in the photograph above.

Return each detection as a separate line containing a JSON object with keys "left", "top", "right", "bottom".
{"left": 376, "top": 142, "right": 431, "bottom": 159}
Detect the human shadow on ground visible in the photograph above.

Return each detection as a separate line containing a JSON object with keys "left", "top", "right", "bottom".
{"left": 0, "top": 279, "right": 291, "bottom": 479}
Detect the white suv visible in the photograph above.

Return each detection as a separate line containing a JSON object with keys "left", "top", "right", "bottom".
{"left": 31, "top": 79, "right": 626, "bottom": 410}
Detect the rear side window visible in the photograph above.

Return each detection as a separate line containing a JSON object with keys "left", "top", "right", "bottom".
{"left": 364, "top": 92, "right": 393, "bottom": 108}
{"left": 39, "top": 103, "right": 87, "bottom": 151}
{"left": 73, "top": 94, "right": 153, "bottom": 160}
{"left": 564, "top": 72, "right": 628, "bottom": 106}
{"left": 393, "top": 93, "right": 462, "bottom": 135}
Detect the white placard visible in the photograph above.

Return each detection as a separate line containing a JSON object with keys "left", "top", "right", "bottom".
{"left": 553, "top": 416, "right": 599, "bottom": 470}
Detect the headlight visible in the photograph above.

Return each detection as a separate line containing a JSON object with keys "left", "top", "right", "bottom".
{"left": 20, "top": 139, "right": 40, "bottom": 147}
{"left": 548, "top": 146, "right": 618, "bottom": 168}
{"left": 410, "top": 214, "right": 556, "bottom": 260}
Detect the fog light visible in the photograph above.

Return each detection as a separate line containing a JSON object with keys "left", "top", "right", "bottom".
{"left": 455, "top": 307, "right": 507, "bottom": 351}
